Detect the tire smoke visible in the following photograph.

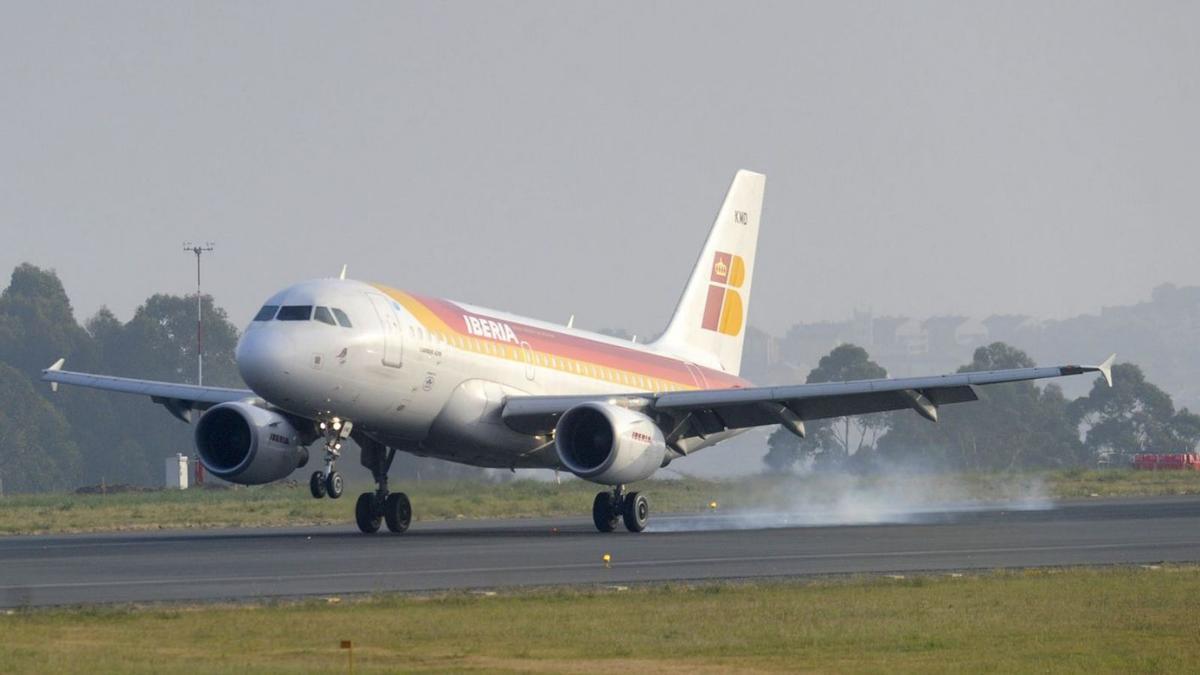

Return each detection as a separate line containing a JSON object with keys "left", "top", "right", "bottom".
{"left": 648, "top": 470, "right": 1052, "bottom": 533}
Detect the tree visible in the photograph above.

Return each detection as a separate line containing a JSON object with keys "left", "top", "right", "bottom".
{"left": 804, "top": 344, "right": 889, "bottom": 464}
{"left": 101, "top": 294, "right": 242, "bottom": 387}
{"left": 1070, "top": 362, "right": 1200, "bottom": 461}
{"left": 0, "top": 363, "right": 81, "bottom": 493}
{"left": 763, "top": 426, "right": 803, "bottom": 472}
{"left": 1172, "top": 409, "right": 1200, "bottom": 453}
{"left": 877, "top": 343, "right": 1085, "bottom": 471}
{"left": 78, "top": 294, "right": 245, "bottom": 485}
{"left": 0, "top": 263, "right": 99, "bottom": 378}
{"left": 761, "top": 344, "right": 889, "bottom": 472}
{"left": 0, "top": 263, "right": 249, "bottom": 489}
{"left": 0, "top": 265, "right": 124, "bottom": 486}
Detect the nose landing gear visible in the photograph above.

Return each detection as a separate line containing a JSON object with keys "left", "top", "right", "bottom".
{"left": 309, "top": 418, "right": 353, "bottom": 500}
{"left": 592, "top": 485, "right": 649, "bottom": 533}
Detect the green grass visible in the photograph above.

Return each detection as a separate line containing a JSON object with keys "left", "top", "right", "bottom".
{"left": 1, "top": 470, "right": 1198, "bottom": 536}
{"left": 2, "top": 566, "right": 1198, "bottom": 673}
{"left": 1050, "top": 467, "right": 1200, "bottom": 497}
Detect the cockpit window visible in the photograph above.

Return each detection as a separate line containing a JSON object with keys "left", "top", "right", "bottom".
{"left": 313, "top": 306, "right": 337, "bottom": 326}
{"left": 331, "top": 308, "right": 352, "bottom": 328}
{"left": 276, "top": 305, "right": 313, "bottom": 321}
{"left": 253, "top": 305, "right": 279, "bottom": 321}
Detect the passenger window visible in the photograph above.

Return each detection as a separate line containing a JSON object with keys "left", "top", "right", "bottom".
{"left": 313, "top": 307, "right": 337, "bottom": 326}
{"left": 276, "top": 305, "right": 313, "bottom": 321}
{"left": 253, "top": 305, "right": 279, "bottom": 321}
{"left": 331, "top": 308, "right": 352, "bottom": 328}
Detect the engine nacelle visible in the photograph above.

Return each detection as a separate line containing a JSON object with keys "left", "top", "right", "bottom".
{"left": 194, "top": 401, "right": 309, "bottom": 485}
{"left": 555, "top": 402, "right": 666, "bottom": 485}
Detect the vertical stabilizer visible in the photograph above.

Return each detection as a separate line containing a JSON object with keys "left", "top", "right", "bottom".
{"left": 652, "top": 170, "right": 765, "bottom": 375}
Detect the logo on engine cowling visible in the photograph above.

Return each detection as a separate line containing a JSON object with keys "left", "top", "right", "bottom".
{"left": 630, "top": 431, "right": 653, "bottom": 444}
{"left": 269, "top": 433, "right": 290, "bottom": 446}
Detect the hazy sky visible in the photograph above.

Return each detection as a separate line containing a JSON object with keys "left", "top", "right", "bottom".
{"left": 3, "top": 2, "right": 1198, "bottom": 337}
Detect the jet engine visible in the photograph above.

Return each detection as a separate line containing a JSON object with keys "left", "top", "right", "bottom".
{"left": 194, "top": 401, "right": 310, "bottom": 485}
{"left": 554, "top": 402, "right": 667, "bottom": 485}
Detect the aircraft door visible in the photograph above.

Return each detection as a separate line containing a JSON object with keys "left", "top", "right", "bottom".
{"left": 521, "top": 341, "right": 535, "bottom": 381}
{"left": 366, "top": 294, "right": 403, "bottom": 368}
{"left": 684, "top": 362, "right": 708, "bottom": 389}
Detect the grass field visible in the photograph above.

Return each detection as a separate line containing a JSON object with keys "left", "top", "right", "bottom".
{"left": 2, "top": 566, "right": 1197, "bottom": 673}
{"left": 1, "top": 469, "right": 1199, "bottom": 536}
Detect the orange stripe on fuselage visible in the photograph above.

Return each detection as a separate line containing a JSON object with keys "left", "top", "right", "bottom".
{"left": 371, "top": 284, "right": 746, "bottom": 391}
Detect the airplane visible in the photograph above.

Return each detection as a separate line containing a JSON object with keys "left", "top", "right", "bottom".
{"left": 42, "top": 170, "right": 1115, "bottom": 535}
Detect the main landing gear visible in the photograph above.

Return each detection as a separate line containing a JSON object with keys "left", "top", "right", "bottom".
{"left": 592, "top": 485, "right": 649, "bottom": 533}
{"left": 354, "top": 438, "right": 412, "bottom": 535}
{"left": 309, "top": 417, "right": 353, "bottom": 500}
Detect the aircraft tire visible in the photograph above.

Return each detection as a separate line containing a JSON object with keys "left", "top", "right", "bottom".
{"left": 309, "top": 471, "right": 326, "bottom": 499}
{"left": 355, "top": 493, "right": 381, "bottom": 534}
{"left": 384, "top": 492, "right": 412, "bottom": 533}
{"left": 592, "top": 492, "right": 619, "bottom": 532}
{"left": 622, "top": 492, "right": 649, "bottom": 533}
{"left": 325, "top": 471, "right": 344, "bottom": 499}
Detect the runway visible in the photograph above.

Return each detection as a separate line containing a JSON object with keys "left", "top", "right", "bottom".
{"left": 2, "top": 495, "right": 1199, "bottom": 608}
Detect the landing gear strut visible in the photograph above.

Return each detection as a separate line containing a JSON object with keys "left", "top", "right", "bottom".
{"left": 592, "top": 486, "right": 649, "bottom": 533}
{"left": 354, "top": 438, "right": 412, "bottom": 535}
{"left": 310, "top": 418, "right": 353, "bottom": 500}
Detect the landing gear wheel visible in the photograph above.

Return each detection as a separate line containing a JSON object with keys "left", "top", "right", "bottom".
{"left": 355, "top": 493, "right": 381, "bottom": 534}
{"left": 325, "top": 471, "right": 344, "bottom": 499}
{"left": 384, "top": 492, "right": 412, "bottom": 533}
{"left": 622, "top": 492, "right": 649, "bottom": 533}
{"left": 592, "top": 492, "right": 620, "bottom": 533}
{"left": 309, "top": 471, "right": 327, "bottom": 499}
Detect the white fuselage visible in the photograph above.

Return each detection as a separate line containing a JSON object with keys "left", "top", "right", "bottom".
{"left": 235, "top": 278, "right": 746, "bottom": 469}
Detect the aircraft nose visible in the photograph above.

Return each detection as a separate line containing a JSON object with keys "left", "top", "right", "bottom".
{"left": 236, "top": 326, "right": 298, "bottom": 396}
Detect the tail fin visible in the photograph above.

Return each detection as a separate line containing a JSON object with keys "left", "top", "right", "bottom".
{"left": 652, "top": 169, "right": 765, "bottom": 375}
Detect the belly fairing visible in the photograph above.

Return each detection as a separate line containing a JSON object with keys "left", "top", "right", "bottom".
{"left": 419, "top": 379, "right": 557, "bottom": 469}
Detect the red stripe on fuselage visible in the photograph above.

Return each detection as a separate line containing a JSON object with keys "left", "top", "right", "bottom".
{"left": 411, "top": 292, "right": 746, "bottom": 389}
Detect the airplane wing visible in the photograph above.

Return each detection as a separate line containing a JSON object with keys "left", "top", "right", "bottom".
{"left": 501, "top": 355, "right": 1116, "bottom": 445}
{"left": 41, "top": 358, "right": 255, "bottom": 423}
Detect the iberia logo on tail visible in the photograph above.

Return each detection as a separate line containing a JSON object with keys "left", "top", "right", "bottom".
{"left": 701, "top": 250, "right": 745, "bottom": 336}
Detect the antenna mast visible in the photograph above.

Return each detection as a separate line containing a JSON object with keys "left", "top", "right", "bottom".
{"left": 183, "top": 242, "right": 215, "bottom": 385}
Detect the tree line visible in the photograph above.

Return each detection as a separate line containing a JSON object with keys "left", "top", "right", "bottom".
{"left": 0, "top": 263, "right": 242, "bottom": 492}
{"left": 763, "top": 343, "right": 1200, "bottom": 473}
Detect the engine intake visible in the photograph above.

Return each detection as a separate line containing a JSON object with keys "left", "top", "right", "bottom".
{"left": 555, "top": 402, "right": 666, "bottom": 485}
{"left": 195, "top": 401, "right": 309, "bottom": 484}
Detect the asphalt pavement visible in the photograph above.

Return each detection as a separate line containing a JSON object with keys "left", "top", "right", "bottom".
{"left": 2, "top": 495, "right": 1198, "bottom": 607}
